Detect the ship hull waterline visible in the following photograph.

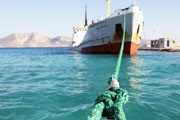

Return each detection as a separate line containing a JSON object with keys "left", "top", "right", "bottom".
{"left": 80, "top": 41, "right": 139, "bottom": 55}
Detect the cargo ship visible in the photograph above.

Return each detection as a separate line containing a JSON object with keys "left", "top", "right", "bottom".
{"left": 72, "top": 0, "right": 144, "bottom": 55}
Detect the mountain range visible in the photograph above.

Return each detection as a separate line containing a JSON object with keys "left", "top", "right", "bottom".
{"left": 0, "top": 33, "right": 72, "bottom": 47}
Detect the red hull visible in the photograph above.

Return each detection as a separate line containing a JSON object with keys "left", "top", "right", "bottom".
{"left": 81, "top": 42, "right": 139, "bottom": 55}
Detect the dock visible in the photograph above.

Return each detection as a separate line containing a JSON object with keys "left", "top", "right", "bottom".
{"left": 138, "top": 48, "right": 180, "bottom": 52}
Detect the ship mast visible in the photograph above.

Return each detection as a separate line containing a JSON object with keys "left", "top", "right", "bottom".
{"left": 106, "top": 0, "right": 111, "bottom": 17}
{"left": 84, "top": 4, "right": 88, "bottom": 26}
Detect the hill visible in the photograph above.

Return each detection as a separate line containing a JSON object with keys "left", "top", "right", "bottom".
{"left": 0, "top": 33, "right": 72, "bottom": 47}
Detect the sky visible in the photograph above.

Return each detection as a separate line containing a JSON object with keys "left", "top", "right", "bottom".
{"left": 0, "top": 0, "right": 180, "bottom": 40}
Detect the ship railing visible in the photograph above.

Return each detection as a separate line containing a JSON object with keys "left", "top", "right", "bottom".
{"left": 89, "top": 8, "right": 130, "bottom": 25}
{"left": 89, "top": 14, "right": 107, "bottom": 25}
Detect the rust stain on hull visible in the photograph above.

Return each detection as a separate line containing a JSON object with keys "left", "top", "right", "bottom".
{"left": 132, "top": 34, "right": 141, "bottom": 43}
{"left": 112, "top": 31, "right": 130, "bottom": 43}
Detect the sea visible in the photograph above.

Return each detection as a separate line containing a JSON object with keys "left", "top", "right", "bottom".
{"left": 0, "top": 47, "right": 179, "bottom": 120}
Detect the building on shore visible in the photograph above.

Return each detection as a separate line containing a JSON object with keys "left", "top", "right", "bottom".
{"left": 151, "top": 38, "right": 178, "bottom": 49}
{"left": 139, "top": 40, "right": 151, "bottom": 48}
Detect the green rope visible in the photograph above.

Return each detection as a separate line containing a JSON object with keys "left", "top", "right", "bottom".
{"left": 113, "top": 10, "right": 127, "bottom": 80}
{"left": 87, "top": 88, "right": 128, "bottom": 120}
{"left": 87, "top": 102, "right": 105, "bottom": 120}
{"left": 87, "top": 11, "right": 128, "bottom": 120}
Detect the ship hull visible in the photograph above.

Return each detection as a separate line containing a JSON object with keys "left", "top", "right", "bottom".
{"left": 81, "top": 41, "right": 139, "bottom": 55}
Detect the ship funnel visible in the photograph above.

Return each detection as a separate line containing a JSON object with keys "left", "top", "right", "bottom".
{"left": 84, "top": 4, "right": 88, "bottom": 26}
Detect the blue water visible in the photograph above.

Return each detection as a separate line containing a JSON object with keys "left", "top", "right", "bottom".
{"left": 0, "top": 48, "right": 179, "bottom": 120}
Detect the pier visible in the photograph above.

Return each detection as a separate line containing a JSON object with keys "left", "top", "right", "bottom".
{"left": 138, "top": 47, "right": 180, "bottom": 52}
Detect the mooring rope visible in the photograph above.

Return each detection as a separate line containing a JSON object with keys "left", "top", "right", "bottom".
{"left": 87, "top": 10, "right": 128, "bottom": 120}
{"left": 113, "top": 10, "right": 126, "bottom": 81}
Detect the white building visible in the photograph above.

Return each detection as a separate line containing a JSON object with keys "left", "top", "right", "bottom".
{"left": 139, "top": 40, "right": 151, "bottom": 48}
{"left": 151, "top": 38, "right": 178, "bottom": 49}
